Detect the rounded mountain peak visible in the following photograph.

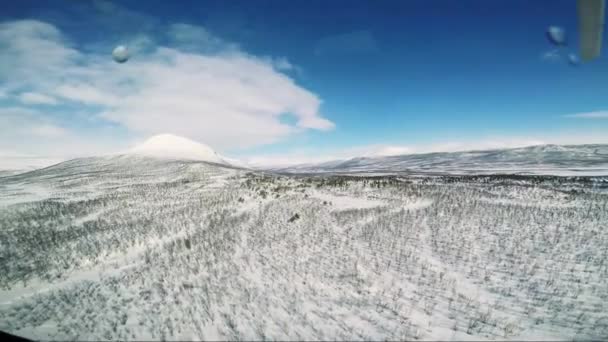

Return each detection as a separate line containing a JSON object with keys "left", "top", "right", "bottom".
{"left": 129, "top": 134, "right": 225, "bottom": 164}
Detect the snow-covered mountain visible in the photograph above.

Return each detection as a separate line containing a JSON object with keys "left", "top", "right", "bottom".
{"left": 273, "top": 144, "right": 608, "bottom": 176}
{"left": 0, "top": 134, "right": 247, "bottom": 176}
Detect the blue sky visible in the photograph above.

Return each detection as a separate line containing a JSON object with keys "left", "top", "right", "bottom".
{"left": 1, "top": 0, "right": 607, "bottom": 166}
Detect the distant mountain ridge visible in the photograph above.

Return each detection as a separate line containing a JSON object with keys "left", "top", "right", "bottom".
{"left": 273, "top": 144, "right": 608, "bottom": 176}
{"left": 3, "top": 142, "right": 607, "bottom": 178}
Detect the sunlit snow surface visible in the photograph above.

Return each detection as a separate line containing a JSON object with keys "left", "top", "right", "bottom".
{"left": 1, "top": 156, "right": 607, "bottom": 341}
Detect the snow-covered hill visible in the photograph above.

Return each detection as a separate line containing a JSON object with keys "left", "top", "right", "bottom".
{"left": 274, "top": 144, "right": 608, "bottom": 176}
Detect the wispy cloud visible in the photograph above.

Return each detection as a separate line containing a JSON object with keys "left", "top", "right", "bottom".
{"left": 563, "top": 111, "right": 608, "bottom": 119}
{"left": 314, "top": 30, "right": 378, "bottom": 57}
{"left": 541, "top": 49, "right": 562, "bottom": 62}
{"left": 18, "top": 92, "right": 58, "bottom": 105}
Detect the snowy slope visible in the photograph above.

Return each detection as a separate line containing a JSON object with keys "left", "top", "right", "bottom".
{"left": 274, "top": 144, "right": 608, "bottom": 176}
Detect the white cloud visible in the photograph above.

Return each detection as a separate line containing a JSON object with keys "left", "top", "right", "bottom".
{"left": 0, "top": 19, "right": 334, "bottom": 157}
{"left": 18, "top": 92, "right": 58, "bottom": 105}
{"left": 564, "top": 111, "right": 608, "bottom": 119}
{"left": 96, "top": 48, "right": 334, "bottom": 147}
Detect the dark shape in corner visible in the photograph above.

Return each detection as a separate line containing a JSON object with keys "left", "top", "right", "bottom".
{"left": 0, "top": 331, "right": 32, "bottom": 342}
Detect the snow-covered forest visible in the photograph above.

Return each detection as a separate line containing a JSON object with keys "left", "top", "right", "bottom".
{"left": 1, "top": 157, "right": 607, "bottom": 340}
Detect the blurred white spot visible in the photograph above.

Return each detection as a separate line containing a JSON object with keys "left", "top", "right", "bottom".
{"left": 546, "top": 26, "right": 566, "bottom": 46}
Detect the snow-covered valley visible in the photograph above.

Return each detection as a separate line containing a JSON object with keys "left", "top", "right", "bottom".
{"left": 0, "top": 157, "right": 607, "bottom": 341}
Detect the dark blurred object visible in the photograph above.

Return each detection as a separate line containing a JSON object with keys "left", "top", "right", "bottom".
{"left": 577, "top": 0, "right": 605, "bottom": 61}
